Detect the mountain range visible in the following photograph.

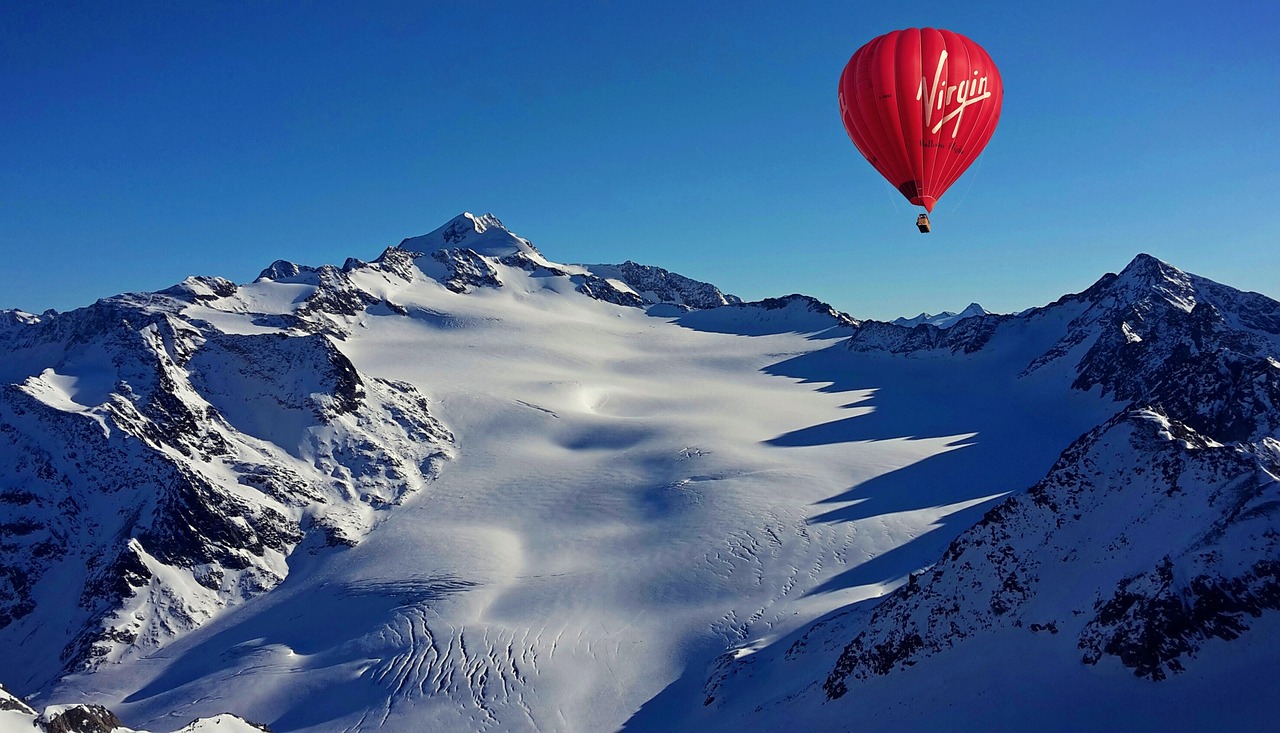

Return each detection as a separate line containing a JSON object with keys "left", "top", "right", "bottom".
{"left": 2, "top": 213, "right": 1277, "bottom": 732}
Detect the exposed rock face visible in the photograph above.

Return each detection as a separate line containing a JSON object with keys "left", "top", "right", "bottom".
{"left": 384, "top": 214, "right": 739, "bottom": 311}
{"left": 432, "top": 248, "right": 504, "bottom": 293}
{"left": 175, "top": 714, "right": 274, "bottom": 732}
{"left": 891, "top": 302, "right": 990, "bottom": 329}
{"left": 823, "top": 409, "right": 1280, "bottom": 697}
{"left": 0, "top": 309, "right": 43, "bottom": 329}
{"left": 736, "top": 294, "right": 858, "bottom": 327}
{"left": 160, "top": 276, "right": 239, "bottom": 303}
{"left": 574, "top": 273, "right": 648, "bottom": 308}
{"left": 1079, "top": 557, "right": 1280, "bottom": 680}
{"left": 606, "top": 261, "right": 742, "bottom": 310}
{"left": 9, "top": 212, "right": 1280, "bottom": 732}
{"left": 1, "top": 684, "right": 272, "bottom": 733}
{"left": 847, "top": 312, "right": 1009, "bottom": 354}
{"left": 0, "top": 682, "right": 37, "bottom": 715}
{"left": 39, "top": 704, "right": 124, "bottom": 733}
{"left": 257, "top": 260, "right": 314, "bottom": 282}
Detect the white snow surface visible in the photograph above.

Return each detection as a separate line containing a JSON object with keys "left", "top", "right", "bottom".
{"left": 6, "top": 218, "right": 1276, "bottom": 732}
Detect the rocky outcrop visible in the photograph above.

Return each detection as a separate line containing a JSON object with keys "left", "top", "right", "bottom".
{"left": 1, "top": 683, "right": 271, "bottom": 733}
{"left": 846, "top": 312, "right": 1008, "bottom": 354}
{"left": 1, "top": 682, "right": 37, "bottom": 715}
{"left": 606, "top": 261, "right": 741, "bottom": 310}
{"left": 574, "top": 274, "right": 647, "bottom": 307}
{"left": 822, "top": 408, "right": 1280, "bottom": 697}
{"left": 39, "top": 705, "right": 124, "bottom": 733}
{"left": 432, "top": 248, "right": 504, "bottom": 293}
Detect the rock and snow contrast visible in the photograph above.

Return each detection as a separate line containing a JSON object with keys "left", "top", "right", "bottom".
{"left": 1, "top": 213, "right": 1277, "bottom": 731}
{"left": 2, "top": 683, "right": 268, "bottom": 733}
{"left": 890, "top": 301, "right": 990, "bottom": 329}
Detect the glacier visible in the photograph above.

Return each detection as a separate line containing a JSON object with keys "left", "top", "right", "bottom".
{"left": 2, "top": 213, "right": 1277, "bottom": 732}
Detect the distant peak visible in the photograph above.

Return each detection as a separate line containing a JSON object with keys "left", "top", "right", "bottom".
{"left": 397, "top": 212, "right": 540, "bottom": 259}
{"left": 891, "top": 302, "right": 989, "bottom": 329}
{"left": 1105, "top": 253, "right": 1196, "bottom": 308}
{"left": 256, "top": 260, "right": 317, "bottom": 282}
{"left": 159, "top": 276, "right": 238, "bottom": 303}
{"left": 1111, "top": 254, "right": 1198, "bottom": 294}
{"left": 435, "top": 212, "right": 509, "bottom": 244}
{"left": 465, "top": 212, "right": 506, "bottom": 232}
{"left": 1115, "top": 253, "right": 1187, "bottom": 285}
{"left": 1, "top": 309, "right": 42, "bottom": 327}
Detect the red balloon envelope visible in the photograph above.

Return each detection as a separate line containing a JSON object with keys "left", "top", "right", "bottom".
{"left": 838, "top": 28, "right": 1003, "bottom": 213}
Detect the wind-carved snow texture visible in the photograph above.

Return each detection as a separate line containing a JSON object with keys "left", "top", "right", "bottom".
{"left": 363, "top": 606, "right": 537, "bottom": 730}
{"left": 0, "top": 287, "right": 453, "bottom": 691}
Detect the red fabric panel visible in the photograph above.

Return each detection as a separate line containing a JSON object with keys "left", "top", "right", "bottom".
{"left": 838, "top": 27, "right": 1002, "bottom": 213}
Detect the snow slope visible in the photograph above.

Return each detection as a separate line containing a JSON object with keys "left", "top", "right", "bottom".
{"left": 3, "top": 213, "right": 1277, "bottom": 731}
{"left": 661, "top": 253, "right": 1280, "bottom": 733}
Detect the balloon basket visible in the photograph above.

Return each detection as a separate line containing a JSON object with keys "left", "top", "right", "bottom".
{"left": 916, "top": 214, "right": 931, "bottom": 234}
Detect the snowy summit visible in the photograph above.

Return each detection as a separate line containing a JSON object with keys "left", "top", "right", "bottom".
{"left": 891, "top": 301, "right": 991, "bottom": 329}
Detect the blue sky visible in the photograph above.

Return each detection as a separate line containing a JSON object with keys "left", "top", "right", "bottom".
{"left": 3, "top": 1, "right": 1278, "bottom": 321}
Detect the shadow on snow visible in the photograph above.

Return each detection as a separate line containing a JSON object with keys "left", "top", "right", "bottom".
{"left": 623, "top": 336, "right": 1105, "bottom": 731}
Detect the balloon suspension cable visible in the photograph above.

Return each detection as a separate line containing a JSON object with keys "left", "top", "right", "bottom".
{"left": 940, "top": 152, "right": 986, "bottom": 218}
{"left": 878, "top": 178, "right": 904, "bottom": 215}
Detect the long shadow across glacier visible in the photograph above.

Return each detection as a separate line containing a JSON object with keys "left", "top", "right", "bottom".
{"left": 623, "top": 336, "right": 1114, "bottom": 732}
{"left": 761, "top": 340, "right": 1113, "bottom": 596}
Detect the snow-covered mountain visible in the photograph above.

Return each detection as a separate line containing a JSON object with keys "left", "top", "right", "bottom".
{"left": 673, "top": 253, "right": 1280, "bottom": 733}
{"left": 890, "top": 301, "right": 990, "bottom": 329}
{"left": 2, "top": 213, "right": 1277, "bottom": 732}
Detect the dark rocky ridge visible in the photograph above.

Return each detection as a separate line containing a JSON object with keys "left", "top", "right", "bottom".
{"left": 606, "top": 260, "right": 742, "bottom": 310}
{"left": 40, "top": 704, "right": 124, "bottom": 733}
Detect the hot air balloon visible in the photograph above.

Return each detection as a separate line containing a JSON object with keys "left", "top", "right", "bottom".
{"left": 838, "top": 28, "right": 1003, "bottom": 233}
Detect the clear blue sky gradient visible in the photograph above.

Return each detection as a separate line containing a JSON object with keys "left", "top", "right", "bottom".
{"left": 3, "top": 1, "right": 1278, "bottom": 321}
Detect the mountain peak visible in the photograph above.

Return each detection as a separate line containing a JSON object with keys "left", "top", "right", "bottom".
{"left": 255, "top": 259, "right": 318, "bottom": 283}
{"left": 459, "top": 211, "right": 505, "bottom": 233}
{"left": 891, "top": 302, "right": 991, "bottom": 329}
{"left": 397, "top": 211, "right": 540, "bottom": 259}
{"left": 1117, "top": 252, "right": 1182, "bottom": 282}
{"left": 1103, "top": 252, "right": 1197, "bottom": 313}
